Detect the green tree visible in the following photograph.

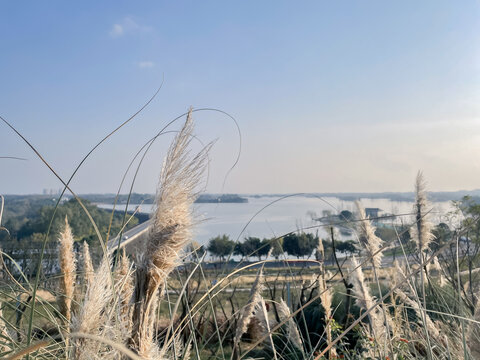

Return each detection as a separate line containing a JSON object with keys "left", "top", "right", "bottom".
{"left": 207, "top": 235, "right": 235, "bottom": 261}
{"left": 15, "top": 198, "right": 138, "bottom": 243}
{"left": 283, "top": 232, "right": 317, "bottom": 258}
{"left": 431, "top": 223, "right": 451, "bottom": 251}
{"left": 258, "top": 238, "right": 271, "bottom": 260}
{"left": 336, "top": 240, "right": 356, "bottom": 256}
{"left": 243, "top": 237, "right": 262, "bottom": 258}
{"left": 375, "top": 227, "right": 398, "bottom": 242}
{"left": 269, "top": 237, "right": 284, "bottom": 259}
{"left": 339, "top": 210, "right": 354, "bottom": 222}
{"left": 234, "top": 237, "right": 270, "bottom": 261}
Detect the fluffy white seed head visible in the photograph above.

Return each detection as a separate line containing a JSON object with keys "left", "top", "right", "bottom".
{"left": 58, "top": 216, "right": 76, "bottom": 324}
{"left": 412, "top": 172, "right": 435, "bottom": 252}
{"left": 355, "top": 201, "right": 384, "bottom": 269}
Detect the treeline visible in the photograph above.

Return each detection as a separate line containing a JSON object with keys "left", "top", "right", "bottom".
{"left": 1, "top": 197, "right": 139, "bottom": 245}
{"left": 0, "top": 197, "right": 142, "bottom": 277}
{"left": 204, "top": 233, "right": 357, "bottom": 261}
{"left": 201, "top": 219, "right": 456, "bottom": 262}
{"left": 78, "top": 192, "right": 248, "bottom": 204}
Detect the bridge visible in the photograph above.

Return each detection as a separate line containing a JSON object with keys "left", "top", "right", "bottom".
{"left": 107, "top": 219, "right": 151, "bottom": 255}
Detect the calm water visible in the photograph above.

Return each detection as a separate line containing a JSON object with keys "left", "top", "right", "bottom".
{"left": 98, "top": 195, "right": 455, "bottom": 246}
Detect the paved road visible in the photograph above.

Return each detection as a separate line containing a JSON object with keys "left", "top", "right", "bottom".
{"left": 107, "top": 220, "right": 151, "bottom": 254}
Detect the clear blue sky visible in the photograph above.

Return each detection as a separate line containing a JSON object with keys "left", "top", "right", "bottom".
{"left": 1, "top": 1, "right": 479, "bottom": 194}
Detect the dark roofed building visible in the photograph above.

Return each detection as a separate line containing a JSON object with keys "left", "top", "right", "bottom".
{"left": 365, "top": 208, "right": 382, "bottom": 219}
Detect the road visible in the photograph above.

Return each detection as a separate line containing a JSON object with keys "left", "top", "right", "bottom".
{"left": 107, "top": 219, "right": 151, "bottom": 254}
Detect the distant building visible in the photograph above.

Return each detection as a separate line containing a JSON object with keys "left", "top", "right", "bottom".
{"left": 365, "top": 208, "right": 382, "bottom": 219}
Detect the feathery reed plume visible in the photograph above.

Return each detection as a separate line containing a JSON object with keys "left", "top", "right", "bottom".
{"left": 355, "top": 201, "right": 383, "bottom": 269}
{"left": 412, "top": 171, "right": 435, "bottom": 253}
{"left": 234, "top": 268, "right": 264, "bottom": 347}
{"left": 255, "top": 296, "right": 278, "bottom": 360}
{"left": 395, "top": 289, "right": 440, "bottom": 339}
{"left": 82, "top": 241, "right": 94, "bottom": 288}
{"left": 276, "top": 299, "right": 304, "bottom": 354}
{"left": 0, "top": 195, "right": 7, "bottom": 235}
{"left": 319, "top": 271, "right": 337, "bottom": 358}
{"left": 116, "top": 248, "right": 133, "bottom": 311}
{"left": 115, "top": 248, "right": 134, "bottom": 336}
{"left": 72, "top": 258, "right": 113, "bottom": 359}
{"left": 58, "top": 216, "right": 76, "bottom": 325}
{"left": 355, "top": 201, "right": 394, "bottom": 357}
{"left": 129, "top": 110, "right": 210, "bottom": 357}
{"left": 427, "top": 256, "right": 446, "bottom": 287}
{"left": 317, "top": 236, "right": 324, "bottom": 261}
{"left": 412, "top": 171, "right": 435, "bottom": 355}
{"left": 468, "top": 295, "right": 480, "bottom": 358}
{"left": 349, "top": 256, "right": 385, "bottom": 344}
{"left": 0, "top": 302, "right": 12, "bottom": 353}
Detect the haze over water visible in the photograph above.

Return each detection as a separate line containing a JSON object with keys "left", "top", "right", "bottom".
{"left": 98, "top": 195, "right": 456, "bottom": 246}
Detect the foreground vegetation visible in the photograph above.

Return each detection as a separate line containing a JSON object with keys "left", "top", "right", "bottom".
{"left": 1, "top": 111, "right": 480, "bottom": 359}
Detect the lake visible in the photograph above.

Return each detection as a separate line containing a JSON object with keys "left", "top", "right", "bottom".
{"left": 98, "top": 195, "right": 456, "bottom": 246}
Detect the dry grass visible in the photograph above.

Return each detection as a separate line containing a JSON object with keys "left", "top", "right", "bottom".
{"left": 1, "top": 113, "right": 479, "bottom": 360}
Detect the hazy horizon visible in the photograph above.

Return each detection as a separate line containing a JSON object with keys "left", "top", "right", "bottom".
{"left": 2, "top": 1, "right": 479, "bottom": 195}
{"left": 4, "top": 188, "right": 480, "bottom": 197}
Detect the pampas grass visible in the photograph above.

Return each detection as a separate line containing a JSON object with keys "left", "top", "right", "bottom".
{"left": 129, "top": 109, "right": 210, "bottom": 358}
{"left": 413, "top": 171, "right": 435, "bottom": 253}
{"left": 3, "top": 107, "right": 479, "bottom": 360}
{"left": 276, "top": 299, "right": 304, "bottom": 354}
{"left": 82, "top": 241, "right": 94, "bottom": 288}
{"left": 349, "top": 256, "right": 386, "bottom": 348}
{"left": 71, "top": 258, "right": 114, "bottom": 359}
{"left": 355, "top": 201, "right": 383, "bottom": 269}
{"left": 58, "top": 217, "right": 76, "bottom": 325}
{"left": 233, "top": 268, "right": 264, "bottom": 356}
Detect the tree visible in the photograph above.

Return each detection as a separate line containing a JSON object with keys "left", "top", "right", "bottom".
{"left": 339, "top": 210, "right": 354, "bottom": 222}
{"left": 258, "top": 238, "right": 271, "bottom": 260}
{"left": 233, "top": 237, "right": 270, "bottom": 261}
{"left": 375, "top": 227, "right": 398, "bottom": 242}
{"left": 336, "top": 240, "right": 356, "bottom": 256}
{"left": 243, "top": 237, "right": 262, "bottom": 259}
{"left": 431, "top": 223, "right": 451, "bottom": 251}
{"left": 207, "top": 235, "right": 235, "bottom": 261}
{"left": 269, "top": 237, "right": 284, "bottom": 259}
{"left": 283, "top": 232, "right": 317, "bottom": 259}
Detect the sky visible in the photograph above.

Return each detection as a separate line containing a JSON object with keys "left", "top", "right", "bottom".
{"left": 1, "top": 1, "right": 479, "bottom": 195}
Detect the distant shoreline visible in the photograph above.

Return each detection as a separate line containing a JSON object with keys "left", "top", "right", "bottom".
{"left": 3, "top": 189, "right": 479, "bottom": 204}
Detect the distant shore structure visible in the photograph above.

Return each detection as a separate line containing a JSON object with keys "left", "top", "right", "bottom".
{"left": 195, "top": 194, "right": 248, "bottom": 203}
{"left": 364, "top": 207, "right": 382, "bottom": 219}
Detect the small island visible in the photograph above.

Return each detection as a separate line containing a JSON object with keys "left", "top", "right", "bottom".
{"left": 195, "top": 194, "right": 248, "bottom": 203}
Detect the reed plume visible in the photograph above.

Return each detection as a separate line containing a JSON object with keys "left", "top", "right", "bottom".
{"left": 234, "top": 268, "right": 264, "bottom": 347}
{"left": 115, "top": 248, "right": 134, "bottom": 337}
{"left": 255, "top": 295, "right": 277, "bottom": 360}
{"left": 72, "top": 258, "right": 113, "bottom": 359}
{"left": 82, "top": 241, "right": 94, "bottom": 288}
{"left": 395, "top": 289, "right": 440, "bottom": 339}
{"left": 411, "top": 171, "right": 436, "bottom": 356}
{"left": 468, "top": 296, "right": 480, "bottom": 358}
{"left": 129, "top": 110, "right": 210, "bottom": 358}
{"left": 317, "top": 236, "right": 324, "bottom": 261}
{"left": 0, "top": 302, "right": 12, "bottom": 353}
{"left": 116, "top": 248, "right": 133, "bottom": 311}
{"left": 349, "top": 256, "right": 385, "bottom": 345}
{"left": 355, "top": 201, "right": 383, "bottom": 269}
{"left": 58, "top": 216, "right": 76, "bottom": 325}
{"left": 276, "top": 299, "right": 304, "bottom": 354}
{"left": 319, "top": 271, "right": 337, "bottom": 358}
{"left": 412, "top": 171, "right": 435, "bottom": 253}
{"left": 427, "top": 255, "right": 446, "bottom": 287}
